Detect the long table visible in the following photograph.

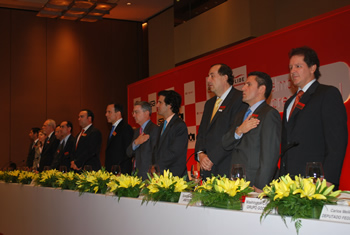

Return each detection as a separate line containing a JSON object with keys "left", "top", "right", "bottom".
{"left": 0, "top": 182, "right": 349, "bottom": 235}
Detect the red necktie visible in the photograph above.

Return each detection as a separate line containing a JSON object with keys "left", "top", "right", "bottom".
{"left": 76, "top": 129, "right": 85, "bottom": 149}
{"left": 289, "top": 90, "right": 304, "bottom": 118}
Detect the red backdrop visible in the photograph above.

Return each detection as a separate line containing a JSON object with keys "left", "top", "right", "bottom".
{"left": 128, "top": 5, "right": 350, "bottom": 190}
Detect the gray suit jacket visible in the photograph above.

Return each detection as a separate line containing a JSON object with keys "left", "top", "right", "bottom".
{"left": 222, "top": 101, "right": 281, "bottom": 189}
{"left": 154, "top": 114, "right": 188, "bottom": 177}
{"left": 195, "top": 87, "right": 247, "bottom": 178}
{"left": 126, "top": 120, "right": 159, "bottom": 180}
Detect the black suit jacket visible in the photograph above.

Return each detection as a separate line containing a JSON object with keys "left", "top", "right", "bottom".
{"left": 222, "top": 102, "right": 281, "bottom": 189}
{"left": 26, "top": 140, "right": 38, "bottom": 167}
{"left": 280, "top": 81, "right": 348, "bottom": 187}
{"left": 126, "top": 120, "right": 159, "bottom": 180}
{"left": 195, "top": 87, "right": 247, "bottom": 178}
{"left": 51, "top": 134, "right": 76, "bottom": 171}
{"left": 74, "top": 125, "right": 102, "bottom": 171}
{"left": 154, "top": 114, "right": 188, "bottom": 177}
{"left": 39, "top": 133, "right": 59, "bottom": 171}
{"left": 105, "top": 119, "right": 133, "bottom": 173}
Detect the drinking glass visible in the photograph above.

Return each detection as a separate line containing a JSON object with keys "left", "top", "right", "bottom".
{"left": 111, "top": 165, "right": 121, "bottom": 176}
{"left": 230, "top": 164, "right": 246, "bottom": 181}
{"left": 306, "top": 162, "right": 324, "bottom": 183}
{"left": 59, "top": 165, "right": 67, "bottom": 173}
{"left": 83, "top": 165, "right": 92, "bottom": 172}
{"left": 190, "top": 164, "right": 201, "bottom": 184}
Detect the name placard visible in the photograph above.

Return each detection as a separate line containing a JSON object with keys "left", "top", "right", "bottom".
{"left": 178, "top": 192, "right": 193, "bottom": 205}
{"left": 320, "top": 205, "right": 350, "bottom": 223}
{"left": 242, "top": 197, "right": 269, "bottom": 213}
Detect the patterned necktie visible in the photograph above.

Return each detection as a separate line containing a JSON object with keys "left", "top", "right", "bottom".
{"left": 211, "top": 98, "right": 222, "bottom": 121}
{"left": 161, "top": 120, "right": 167, "bottom": 135}
{"left": 139, "top": 127, "right": 143, "bottom": 135}
{"left": 243, "top": 108, "right": 252, "bottom": 121}
{"left": 289, "top": 90, "right": 304, "bottom": 118}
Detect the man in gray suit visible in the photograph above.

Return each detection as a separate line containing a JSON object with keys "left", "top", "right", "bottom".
{"left": 127, "top": 101, "right": 158, "bottom": 180}
{"left": 196, "top": 63, "right": 246, "bottom": 178}
{"left": 154, "top": 90, "right": 188, "bottom": 177}
{"left": 222, "top": 71, "right": 281, "bottom": 192}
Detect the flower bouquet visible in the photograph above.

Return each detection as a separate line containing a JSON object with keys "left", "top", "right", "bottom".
{"left": 76, "top": 169, "right": 112, "bottom": 194}
{"left": 141, "top": 170, "right": 195, "bottom": 203}
{"left": 57, "top": 171, "right": 80, "bottom": 190}
{"left": 189, "top": 176, "right": 253, "bottom": 210}
{"left": 259, "top": 175, "right": 341, "bottom": 234}
{"left": 18, "top": 171, "right": 36, "bottom": 184}
{"left": 107, "top": 174, "right": 144, "bottom": 200}
{"left": 2, "top": 170, "right": 21, "bottom": 183}
{"left": 34, "top": 169, "right": 62, "bottom": 187}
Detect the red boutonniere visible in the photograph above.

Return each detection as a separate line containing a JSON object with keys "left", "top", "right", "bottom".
{"left": 218, "top": 106, "right": 226, "bottom": 112}
{"left": 296, "top": 102, "right": 305, "bottom": 110}
{"left": 64, "top": 152, "right": 69, "bottom": 156}
{"left": 47, "top": 141, "right": 50, "bottom": 144}
{"left": 251, "top": 114, "right": 259, "bottom": 119}
{"left": 112, "top": 131, "right": 117, "bottom": 136}
{"left": 82, "top": 133, "right": 87, "bottom": 137}
{"left": 57, "top": 149, "right": 60, "bottom": 153}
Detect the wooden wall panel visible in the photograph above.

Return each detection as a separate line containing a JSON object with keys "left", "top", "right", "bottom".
{"left": 0, "top": 9, "right": 11, "bottom": 168}
{"left": 10, "top": 10, "right": 47, "bottom": 166}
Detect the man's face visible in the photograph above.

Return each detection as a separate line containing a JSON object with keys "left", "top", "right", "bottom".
{"left": 60, "top": 121, "right": 71, "bottom": 137}
{"left": 78, "top": 111, "right": 90, "bottom": 128}
{"left": 42, "top": 120, "right": 52, "bottom": 135}
{"left": 156, "top": 95, "right": 170, "bottom": 117}
{"left": 133, "top": 105, "right": 149, "bottom": 126}
{"left": 289, "top": 55, "right": 316, "bottom": 89}
{"left": 55, "top": 127, "right": 63, "bottom": 140}
{"left": 207, "top": 65, "right": 228, "bottom": 96}
{"left": 242, "top": 76, "right": 264, "bottom": 106}
{"left": 29, "top": 130, "right": 34, "bottom": 140}
{"left": 105, "top": 104, "right": 119, "bottom": 124}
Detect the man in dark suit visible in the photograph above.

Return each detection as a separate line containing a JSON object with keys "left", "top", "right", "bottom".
{"left": 195, "top": 63, "right": 247, "bottom": 178}
{"left": 154, "top": 90, "right": 188, "bottom": 177}
{"left": 51, "top": 121, "right": 75, "bottom": 171}
{"left": 222, "top": 71, "right": 281, "bottom": 191}
{"left": 39, "top": 119, "right": 60, "bottom": 171}
{"left": 26, "top": 127, "right": 40, "bottom": 168}
{"left": 105, "top": 104, "right": 133, "bottom": 173}
{"left": 280, "top": 46, "right": 348, "bottom": 189}
{"left": 71, "top": 109, "right": 102, "bottom": 171}
{"left": 127, "top": 101, "right": 159, "bottom": 179}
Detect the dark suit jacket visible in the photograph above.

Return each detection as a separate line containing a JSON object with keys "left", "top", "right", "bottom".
{"left": 26, "top": 140, "right": 38, "bottom": 167}
{"left": 74, "top": 125, "right": 102, "bottom": 171}
{"left": 280, "top": 81, "right": 348, "bottom": 187}
{"left": 105, "top": 119, "right": 133, "bottom": 173}
{"left": 154, "top": 114, "right": 188, "bottom": 177}
{"left": 38, "top": 133, "right": 59, "bottom": 171}
{"left": 126, "top": 120, "right": 159, "bottom": 180}
{"left": 222, "top": 102, "right": 281, "bottom": 189}
{"left": 51, "top": 134, "right": 76, "bottom": 171}
{"left": 195, "top": 87, "right": 247, "bottom": 178}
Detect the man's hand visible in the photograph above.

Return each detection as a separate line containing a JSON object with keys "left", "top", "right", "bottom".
{"left": 70, "top": 161, "right": 79, "bottom": 170}
{"left": 199, "top": 152, "right": 214, "bottom": 171}
{"left": 134, "top": 134, "right": 150, "bottom": 145}
{"left": 235, "top": 117, "right": 260, "bottom": 136}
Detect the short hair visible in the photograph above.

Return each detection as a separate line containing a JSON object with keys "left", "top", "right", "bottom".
{"left": 31, "top": 127, "right": 41, "bottom": 135}
{"left": 289, "top": 46, "right": 321, "bottom": 79}
{"left": 65, "top": 121, "right": 73, "bottom": 133}
{"left": 81, "top": 109, "right": 94, "bottom": 122}
{"left": 109, "top": 103, "right": 123, "bottom": 116}
{"left": 248, "top": 71, "right": 272, "bottom": 99}
{"left": 135, "top": 101, "right": 152, "bottom": 116}
{"left": 158, "top": 90, "right": 182, "bottom": 114}
{"left": 46, "top": 119, "right": 56, "bottom": 129}
{"left": 211, "top": 63, "right": 234, "bottom": 85}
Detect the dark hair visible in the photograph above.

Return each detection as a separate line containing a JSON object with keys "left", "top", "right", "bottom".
{"left": 81, "top": 109, "right": 94, "bottom": 122}
{"left": 211, "top": 63, "right": 234, "bottom": 85}
{"left": 31, "top": 127, "right": 41, "bottom": 135}
{"left": 158, "top": 90, "right": 182, "bottom": 114}
{"left": 66, "top": 121, "right": 73, "bottom": 133}
{"left": 109, "top": 103, "right": 123, "bottom": 116}
{"left": 248, "top": 71, "right": 272, "bottom": 99}
{"left": 135, "top": 101, "right": 152, "bottom": 116}
{"left": 289, "top": 46, "right": 321, "bottom": 79}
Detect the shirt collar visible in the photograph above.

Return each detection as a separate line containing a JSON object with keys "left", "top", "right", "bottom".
{"left": 299, "top": 79, "right": 316, "bottom": 93}
{"left": 249, "top": 100, "right": 265, "bottom": 113}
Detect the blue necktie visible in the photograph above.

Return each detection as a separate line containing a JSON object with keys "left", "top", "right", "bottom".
{"left": 109, "top": 126, "right": 115, "bottom": 139}
{"left": 243, "top": 109, "right": 252, "bottom": 121}
{"left": 161, "top": 120, "right": 167, "bottom": 135}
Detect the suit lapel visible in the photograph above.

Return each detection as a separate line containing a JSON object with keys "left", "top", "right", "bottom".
{"left": 208, "top": 88, "right": 234, "bottom": 129}
{"left": 107, "top": 120, "right": 123, "bottom": 146}
{"left": 157, "top": 115, "right": 177, "bottom": 148}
